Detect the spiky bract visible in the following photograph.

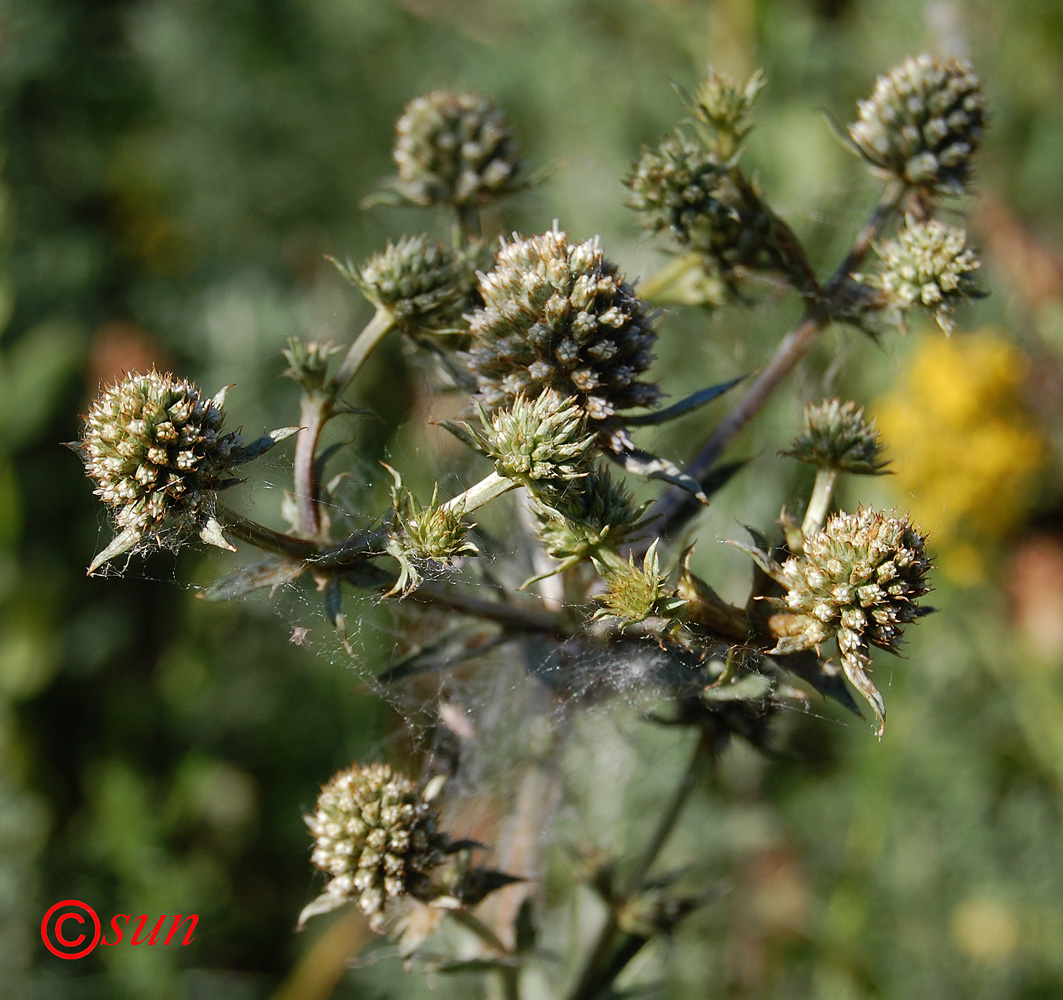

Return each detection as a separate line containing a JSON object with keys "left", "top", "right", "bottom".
{"left": 465, "top": 228, "right": 659, "bottom": 427}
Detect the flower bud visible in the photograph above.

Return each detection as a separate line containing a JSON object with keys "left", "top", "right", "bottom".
{"left": 783, "top": 399, "right": 888, "bottom": 475}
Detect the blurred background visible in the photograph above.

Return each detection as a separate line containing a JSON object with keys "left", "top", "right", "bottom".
{"left": 2, "top": 0, "right": 1062, "bottom": 997}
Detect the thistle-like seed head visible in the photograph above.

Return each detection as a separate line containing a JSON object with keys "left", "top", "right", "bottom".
{"left": 476, "top": 390, "right": 598, "bottom": 486}
{"left": 465, "top": 227, "right": 660, "bottom": 426}
{"left": 626, "top": 132, "right": 731, "bottom": 246}
{"left": 783, "top": 399, "right": 888, "bottom": 475}
{"left": 75, "top": 370, "right": 242, "bottom": 569}
{"left": 391, "top": 90, "right": 524, "bottom": 208}
{"left": 864, "top": 215, "right": 983, "bottom": 333}
{"left": 306, "top": 763, "right": 445, "bottom": 931}
{"left": 339, "top": 235, "right": 484, "bottom": 339}
{"left": 848, "top": 53, "right": 986, "bottom": 194}
{"left": 774, "top": 508, "right": 931, "bottom": 654}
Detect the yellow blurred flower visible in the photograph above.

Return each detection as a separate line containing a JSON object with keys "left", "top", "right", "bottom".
{"left": 875, "top": 329, "right": 1046, "bottom": 583}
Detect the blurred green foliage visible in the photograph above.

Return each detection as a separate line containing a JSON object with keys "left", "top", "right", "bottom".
{"left": 2, "top": 0, "right": 1062, "bottom": 997}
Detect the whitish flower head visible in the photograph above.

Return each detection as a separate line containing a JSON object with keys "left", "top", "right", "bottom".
{"left": 783, "top": 399, "right": 888, "bottom": 475}
{"left": 391, "top": 91, "right": 523, "bottom": 208}
{"left": 867, "top": 216, "right": 982, "bottom": 333}
{"left": 767, "top": 508, "right": 932, "bottom": 735}
{"left": 466, "top": 227, "right": 659, "bottom": 425}
{"left": 306, "top": 763, "right": 445, "bottom": 931}
{"left": 848, "top": 53, "right": 986, "bottom": 194}
{"left": 76, "top": 371, "right": 241, "bottom": 570}
{"left": 342, "top": 235, "right": 483, "bottom": 338}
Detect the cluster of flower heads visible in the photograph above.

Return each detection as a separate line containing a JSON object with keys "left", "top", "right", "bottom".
{"left": 848, "top": 53, "right": 986, "bottom": 194}
{"left": 624, "top": 67, "right": 797, "bottom": 290}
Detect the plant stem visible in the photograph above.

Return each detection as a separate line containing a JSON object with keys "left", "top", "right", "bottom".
{"left": 647, "top": 180, "right": 906, "bottom": 542}
{"left": 443, "top": 471, "right": 518, "bottom": 515}
{"left": 328, "top": 308, "right": 397, "bottom": 395}
{"left": 293, "top": 391, "right": 330, "bottom": 538}
{"left": 564, "top": 732, "right": 713, "bottom": 1000}
{"left": 802, "top": 466, "right": 837, "bottom": 538}
{"left": 450, "top": 910, "right": 521, "bottom": 1000}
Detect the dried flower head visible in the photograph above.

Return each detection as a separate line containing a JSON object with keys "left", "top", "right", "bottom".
{"left": 391, "top": 90, "right": 524, "bottom": 208}
{"left": 864, "top": 215, "right": 983, "bottom": 333}
{"left": 762, "top": 507, "right": 933, "bottom": 735}
{"left": 75, "top": 371, "right": 243, "bottom": 572}
{"left": 304, "top": 763, "right": 445, "bottom": 931}
{"left": 465, "top": 227, "right": 659, "bottom": 428}
{"left": 337, "top": 235, "right": 483, "bottom": 339}
{"left": 848, "top": 53, "right": 986, "bottom": 194}
{"left": 783, "top": 399, "right": 888, "bottom": 475}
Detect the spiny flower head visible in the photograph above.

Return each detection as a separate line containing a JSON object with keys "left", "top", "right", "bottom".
{"left": 76, "top": 370, "right": 241, "bottom": 572}
{"left": 473, "top": 390, "right": 598, "bottom": 486}
{"left": 305, "top": 763, "right": 445, "bottom": 931}
{"left": 848, "top": 53, "right": 986, "bottom": 194}
{"left": 626, "top": 132, "right": 731, "bottom": 247}
{"left": 865, "top": 215, "right": 983, "bottom": 333}
{"left": 337, "top": 235, "right": 484, "bottom": 338}
{"left": 593, "top": 541, "right": 686, "bottom": 628}
{"left": 783, "top": 399, "right": 888, "bottom": 475}
{"left": 529, "top": 466, "right": 648, "bottom": 577}
{"left": 626, "top": 134, "right": 790, "bottom": 279}
{"left": 762, "top": 507, "right": 932, "bottom": 735}
{"left": 391, "top": 90, "right": 524, "bottom": 208}
{"left": 465, "top": 227, "right": 659, "bottom": 427}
